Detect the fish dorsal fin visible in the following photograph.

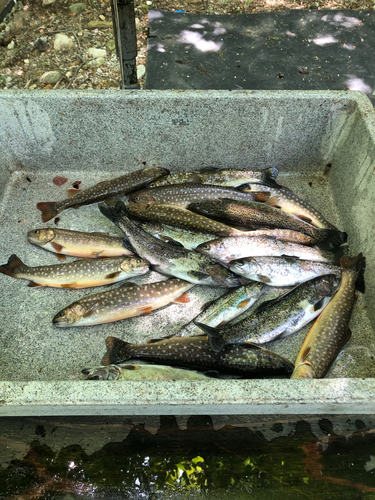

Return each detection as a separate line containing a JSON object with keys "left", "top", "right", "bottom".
{"left": 28, "top": 281, "right": 43, "bottom": 287}
{"left": 90, "top": 232, "right": 111, "bottom": 237}
{"left": 147, "top": 338, "right": 166, "bottom": 344}
{"left": 341, "top": 328, "right": 352, "bottom": 349}
{"left": 119, "top": 281, "right": 136, "bottom": 288}
{"left": 122, "top": 238, "right": 135, "bottom": 253}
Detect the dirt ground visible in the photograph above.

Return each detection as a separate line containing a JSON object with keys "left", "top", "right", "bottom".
{"left": 0, "top": 0, "right": 373, "bottom": 90}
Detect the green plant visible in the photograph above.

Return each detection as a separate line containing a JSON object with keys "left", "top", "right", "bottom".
{"left": 1, "top": 75, "right": 5, "bottom": 84}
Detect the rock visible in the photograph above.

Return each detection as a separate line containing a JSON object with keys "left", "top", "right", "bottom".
{"left": 99, "top": 14, "right": 105, "bottom": 20}
{"left": 5, "top": 76, "right": 12, "bottom": 84}
{"left": 13, "top": 10, "right": 31, "bottom": 29}
{"left": 0, "top": 32, "right": 13, "bottom": 46}
{"left": 135, "top": 18, "right": 141, "bottom": 31}
{"left": 106, "top": 39, "right": 116, "bottom": 52}
{"left": 40, "top": 70, "right": 61, "bottom": 84}
{"left": 29, "top": 84, "right": 37, "bottom": 89}
{"left": 54, "top": 33, "right": 74, "bottom": 51}
{"left": 24, "top": 59, "right": 29, "bottom": 64}
{"left": 86, "top": 56, "right": 105, "bottom": 68}
{"left": 87, "top": 20, "right": 112, "bottom": 29}
{"left": 106, "top": 79, "right": 118, "bottom": 88}
{"left": 65, "top": 70, "right": 72, "bottom": 78}
{"left": 146, "top": 0, "right": 152, "bottom": 5}
{"left": 7, "top": 40, "right": 15, "bottom": 49}
{"left": 137, "top": 64, "right": 145, "bottom": 80}
{"left": 139, "top": 4, "right": 148, "bottom": 13}
{"left": 43, "top": 0, "right": 56, "bottom": 5}
{"left": 35, "top": 37, "right": 47, "bottom": 52}
{"left": 68, "top": 3, "right": 87, "bottom": 14}
{"left": 309, "top": 2, "right": 319, "bottom": 7}
{"left": 87, "top": 47, "right": 106, "bottom": 58}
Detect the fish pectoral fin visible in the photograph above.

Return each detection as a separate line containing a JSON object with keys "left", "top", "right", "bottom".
{"left": 122, "top": 364, "right": 140, "bottom": 370}
{"left": 55, "top": 254, "right": 67, "bottom": 261}
{"left": 118, "top": 281, "right": 136, "bottom": 288}
{"left": 312, "top": 298, "right": 326, "bottom": 312}
{"left": 105, "top": 271, "right": 121, "bottom": 280}
{"left": 257, "top": 274, "right": 272, "bottom": 284}
{"left": 341, "top": 328, "right": 352, "bottom": 348}
{"left": 83, "top": 307, "right": 96, "bottom": 318}
{"left": 67, "top": 188, "right": 81, "bottom": 198}
{"left": 104, "top": 198, "right": 117, "bottom": 206}
{"left": 61, "top": 283, "right": 79, "bottom": 289}
{"left": 253, "top": 191, "right": 271, "bottom": 202}
{"left": 173, "top": 292, "right": 190, "bottom": 304}
{"left": 122, "top": 238, "right": 135, "bottom": 253}
{"left": 265, "top": 195, "right": 282, "bottom": 209}
{"left": 147, "top": 338, "right": 164, "bottom": 344}
{"left": 51, "top": 242, "right": 64, "bottom": 253}
{"left": 295, "top": 213, "right": 313, "bottom": 224}
{"left": 188, "top": 270, "right": 211, "bottom": 281}
{"left": 139, "top": 306, "right": 153, "bottom": 314}
{"left": 28, "top": 281, "right": 43, "bottom": 287}
{"left": 159, "top": 236, "right": 185, "bottom": 248}
{"left": 301, "top": 346, "right": 311, "bottom": 362}
{"left": 238, "top": 298, "right": 251, "bottom": 308}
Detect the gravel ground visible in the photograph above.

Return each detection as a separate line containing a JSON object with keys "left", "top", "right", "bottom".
{"left": 0, "top": 0, "right": 373, "bottom": 90}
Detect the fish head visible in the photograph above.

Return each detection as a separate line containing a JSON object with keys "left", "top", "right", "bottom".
{"left": 27, "top": 228, "right": 55, "bottom": 246}
{"left": 291, "top": 362, "right": 316, "bottom": 379}
{"left": 141, "top": 222, "right": 162, "bottom": 234}
{"left": 120, "top": 257, "right": 150, "bottom": 274}
{"left": 314, "top": 274, "right": 340, "bottom": 298}
{"left": 83, "top": 365, "right": 122, "bottom": 380}
{"left": 129, "top": 192, "right": 157, "bottom": 204}
{"left": 127, "top": 202, "right": 151, "bottom": 217}
{"left": 52, "top": 303, "right": 88, "bottom": 327}
{"left": 207, "top": 264, "right": 242, "bottom": 287}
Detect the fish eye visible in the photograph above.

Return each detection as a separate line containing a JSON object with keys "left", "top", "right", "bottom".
{"left": 236, "top": 260, "right": 244, "bottom": 267}
{"left": 149, "top": 183, "right": 156, "bottom": 188}
{"left": 34, "top": 230, "right": 40, "bottom": 234}
{"left": 202, "top": 243, "right": 211, "bottom": 251}
{"left": 136, "top": 258, "right": 143, "bottom": 264}
{"left": 134, "top": 196, "right": 140, "bottom": 202}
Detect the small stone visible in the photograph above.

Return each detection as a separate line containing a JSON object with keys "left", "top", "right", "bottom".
{"left": 106, "top": 79, "right": 118, "bottom": 88}
{"left": 309, "top": 2, "right": 319, "bottom": 7}
{"left": 29, "top": 84, "right": 37, "bottom": 89}
{"left": 24, "top": 59, "right": 29, "bottom": 64}
{"left": 5, "top": 76, "right": 12, "bottom": 83}
{"left": 43, "top": 0, "right": 56, "bottom": 5}
{"left": 146, "top": 0, "right": 152, "bottom": 5}
{"left": 106, "top": 39, "right": 116, "bottom": 52}
{"left": 5, "top": 25, "right": 11, "bottom": 32}
{"left": 0, "top": 32, "right": 13, "bottom": 46}
{"left": 139, "top": 4, "right": 148, "bottom": 13}
{"left": 65, "top": 70, "right": 72, "bottom": 78}
{"left": 54, "top": 33, "right": 74, "bottom": 51}
{"left": 40, "top": 70, "right": 61, "bottom": 84}
{"left": 68, "top": 3, "right": 87, "bottom": 14}
{"left": 35, "top": 38, "right": 47, "bottom": 52}
{"left": 43, "top": 84, "right": 54, "bottom": 89}
{"left": 7, "top": 40, "right": 15, "bottom": 49}
{"left": 86, "top": 56, "right": 105, "bottom": 68}
{"left": 13, "top": 10, "right": 31, "bottom": 29}
{"left": 87, "top": 47, "right": 106, "bottom": 58}
{"left": 135, "top": 17, "right": 141, "bottom": 31}
{"left": 87, "top": 20, "right": 112, "bottom": 29}
{"left": 137, "top": 64, "right": 145, "bottom": 79}
{"left": 99, "top": 14, "right": 105, "bottom": 21}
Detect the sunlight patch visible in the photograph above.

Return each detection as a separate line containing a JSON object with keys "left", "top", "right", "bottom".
{"left": 177, "top": 30, "right": 222, "bottom": 52}
{"left": 313, "top": 35, "right": 337, "bottom": 46}
{"left": 346, "top": 76, "right": 372, "bottom": 94}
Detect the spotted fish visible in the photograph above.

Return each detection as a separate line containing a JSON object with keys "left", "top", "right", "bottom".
{"left": 291, "top": 254, "right": 365, "bottom": 379}
{"left": 28, "top": 228, "right": 132, "bottom": 260}
{"left": 0, "top": 254, "right": 149, "bottom": 288}
{"left": 36, "top": 166, "right": 169, "bottom": 222}
{"left": 52, "top": 278, "right": 195, "bottom": 326}
{"left": 102, "top": 336, "right": 294, "bottom": 377}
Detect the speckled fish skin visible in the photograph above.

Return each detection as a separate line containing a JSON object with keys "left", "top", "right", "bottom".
{"left": 195, "top": 275, "right": 339, "bottom": 352}
{"left": 128, "top": 183, "right": 261, "bottom": 208}
{"left": 196, "top": 235, "right": 337, "bottom": 266}
{"left": 175, "top": 282, "right": 266, "bottom": 338}
{"left": 102, "top": 336, "right": 294, "bottom": 377}
{"left": 229, "top": 256, "right": 340, "bottom": 287}
{"left": 52, "top": 278, "right": 195, "bottom": 327}
{"left": 291, "top": 254, "right": 365, "bottom": 379}
{"left": 243, "top": 180, "right": 338, "bottom": 230}
{"left": 147, "top": 167, "right": 278, "bottom": 188}
{"left": 27, "top": 228, "right": 133, "bottom": 259}
{"left": 189, "top": 198, "right": 346, "bottom": 249}
{"left": 82, "top": 363, "right": 212, "bottom": 380}
{"left": 36, "top": 167, "right": 170, "bottom": 222}
{"left": 127, "top": 202, "right": 243, "bottom": 237}
{"left": 140, "top": 222, "right": 216, "bottom": 250}
{"left": 0, "top": 254, "right": 149, "bottom": 288}
{"left": 99, "top": 200, "right": 248, "bottom": 287}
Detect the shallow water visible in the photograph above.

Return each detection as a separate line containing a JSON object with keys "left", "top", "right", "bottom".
{"left": 1, "top": 414, "right": 375, "bottom": 499}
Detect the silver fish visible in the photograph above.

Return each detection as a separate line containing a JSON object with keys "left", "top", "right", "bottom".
{"left": 82, "top": 363, "right": 212, "bottom": 380}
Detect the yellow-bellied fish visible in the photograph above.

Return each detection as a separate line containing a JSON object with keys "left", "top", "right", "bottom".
{"left": 0, "top": 255, "right": 149, "bottom": 288}
{"left": 291, "top": 254, "right": 365, "bottom": 379}
{"left": 28, "top": 228, "right": 133, "bottom": 259}
{"left": 52, "top": 278, "right": 195, "bottom": 326}
{"left": 82, "top": 363, "right": 212, "bottom": 380}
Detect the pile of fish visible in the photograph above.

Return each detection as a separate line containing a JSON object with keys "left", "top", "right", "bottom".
{"left": 0, "top": 165, "right": 365, "bottom": 382}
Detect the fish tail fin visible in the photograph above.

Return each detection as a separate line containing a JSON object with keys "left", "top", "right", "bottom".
{"left": 102, "top": 336, "right": 130, "bottom": 365}
{"left": 0, "top": 254, "right": 26, "bottom": 278}
{"left": 193, "top": 321, "right": 227, "bottom": 353}
{"left": 316, "top": 228, "right": 347, "bottom": 250}
{"left": 99, "top": 199, "right": 128, "bottom": 224}
{"left": 341, "top": 253, "right": 366, "bottom": 293}
{"left": 36, "top": 202, "right": 60, "bottom": 222}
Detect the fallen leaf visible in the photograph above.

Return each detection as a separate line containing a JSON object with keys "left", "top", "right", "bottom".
{"left": 53, "top": 176, "right": 69, "bottom": 186}
{"left": 68, "top": 12, "right": 77, "bottom": 16}
{"left": 299, "top": 67, "right": 309, "bottom": 74}
{"left": 43, "top": 84, "right": 53, "bottom": 89}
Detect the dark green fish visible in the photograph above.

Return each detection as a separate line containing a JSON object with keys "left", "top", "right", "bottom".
{"left": 243, "top": 179, "right": 338, "bottom": 230}
{"left": 128, "top": 183, "right": 267, "bottom": 208}
{"left": 127, "top": 202, "right": 243, "bottom": 237}
{"left": 229, "top": 256, "right": 340, "bottom": 287}
{"left": 189, "top": 198, "right": 346, "bottom": 249}
{"left": 291, "top": 254, "right": 365, "bottom": 379}
{"left": 102, "top": 336, "right": 294, "bottom": 378}
{"left": 195, "top": 275, "right": 339, "bottom": 352}
{"left": 147, "top": 167, "right": 279, "bottom": 188}
{"left": 99, "top": 200, "right": 248, "bottom": 287}
{"left": 37, "top": 166, "right": 169, "bottom": 222}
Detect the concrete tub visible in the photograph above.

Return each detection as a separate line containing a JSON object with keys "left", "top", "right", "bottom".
{"left": 0, "top": 90, "right": 374, "bottom": 416}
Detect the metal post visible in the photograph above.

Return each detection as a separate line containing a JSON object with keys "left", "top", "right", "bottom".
{"left": 111, "top": 0, "right": 140, "bottom": 89}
